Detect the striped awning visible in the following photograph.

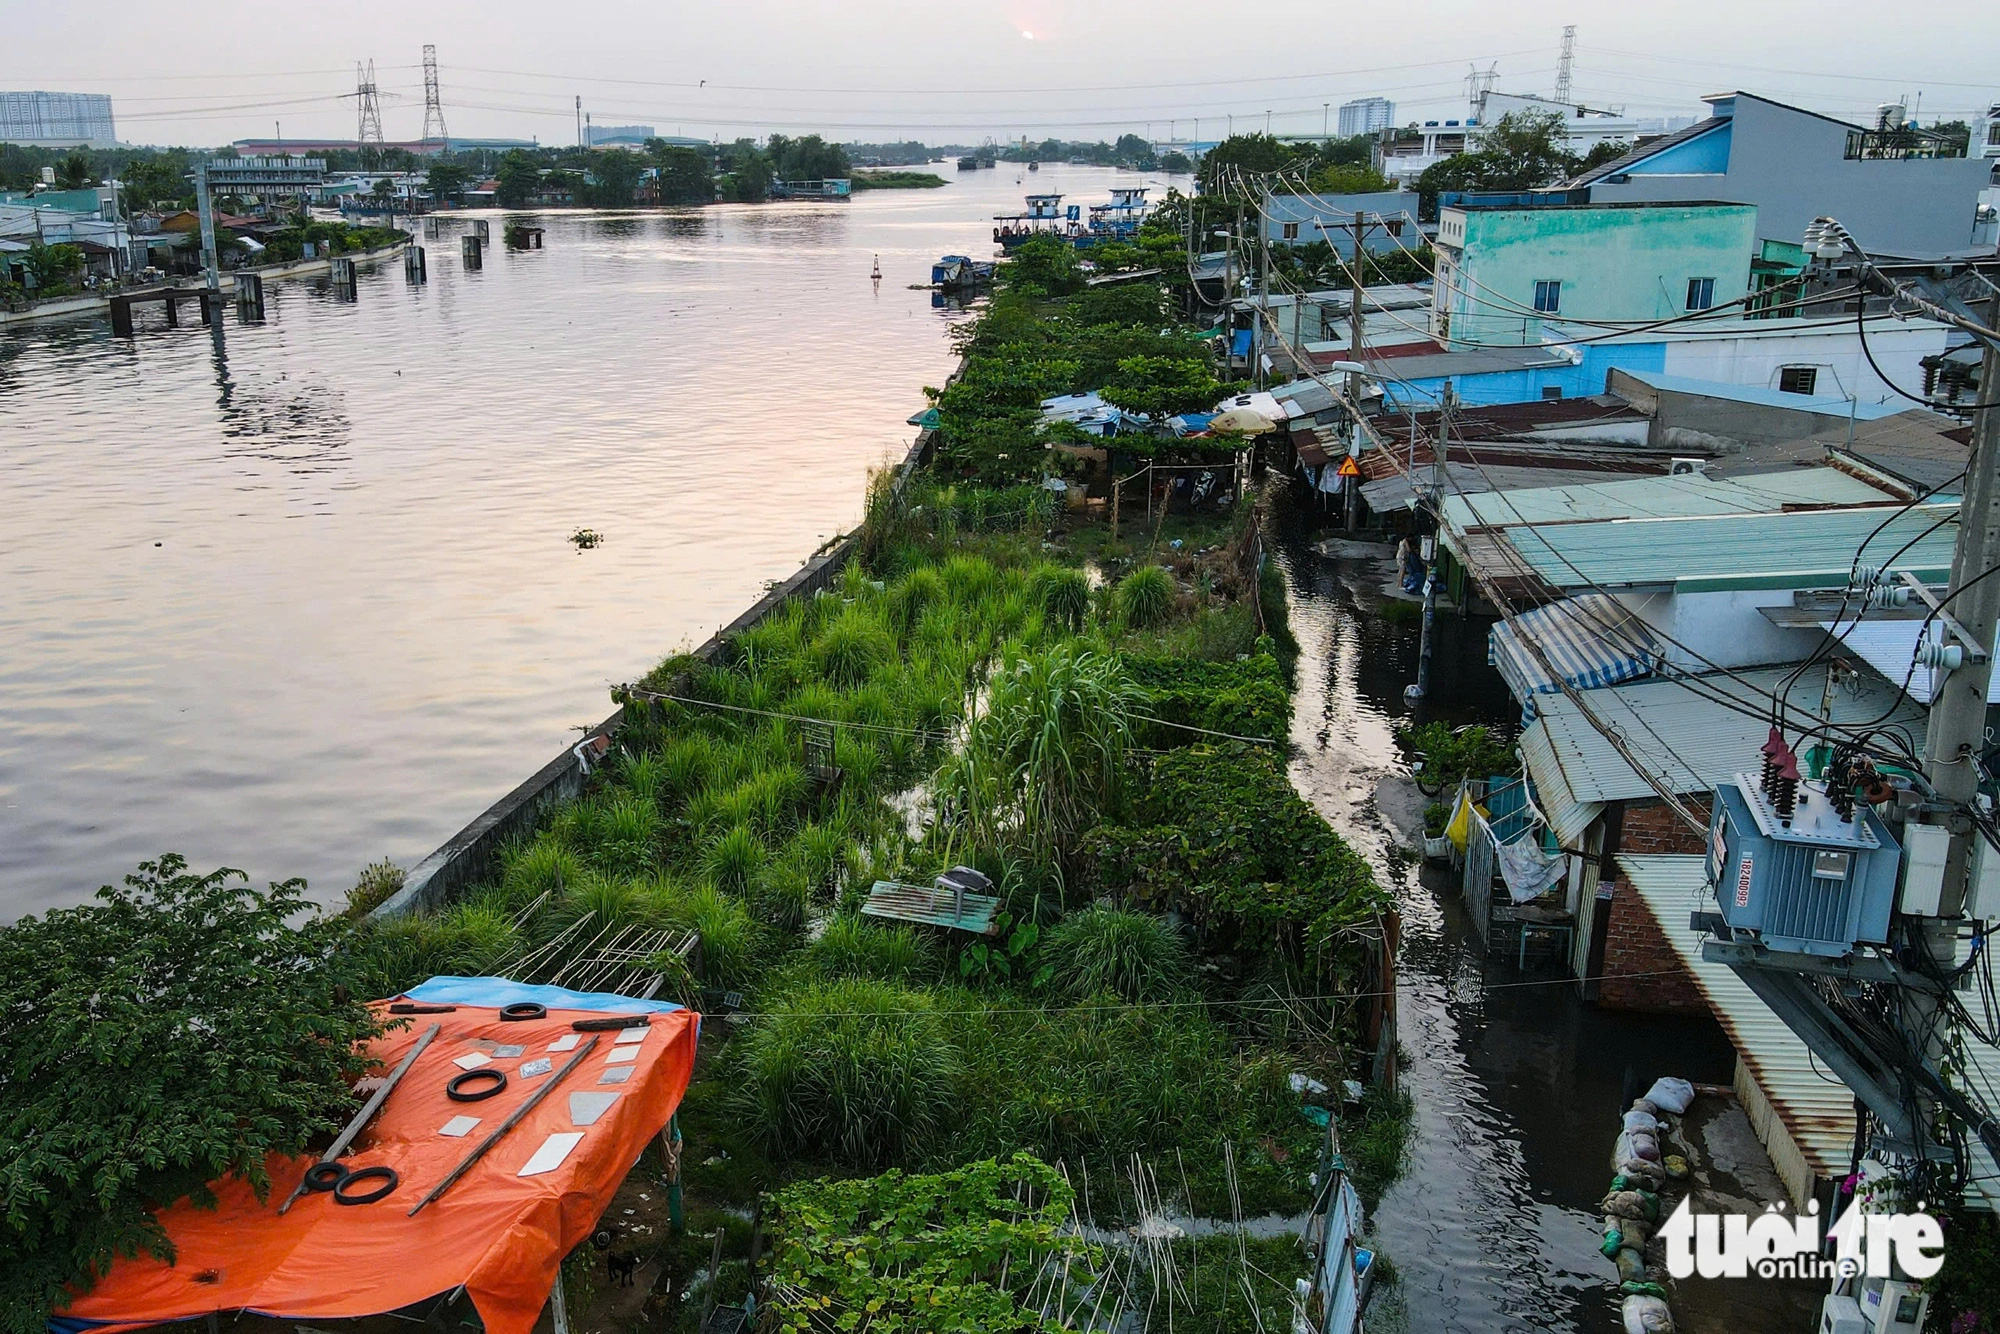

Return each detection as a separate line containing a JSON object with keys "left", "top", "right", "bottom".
{"left": 1490, "top": 593, "right": 1661, "bottom": 721}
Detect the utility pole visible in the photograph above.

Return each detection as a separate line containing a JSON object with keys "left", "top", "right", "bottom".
{"left": 1345, "top": 212, "right": 1369, "bottom": 533}
{"left": 1914, "top": 290, "right": 2000, "bottom": 1117}
{"left": 576, "top": 96, "right": 583, "bottom": 151}
{"left": 1324, "top": 103, "right": 1331, "bottom": 139}
{"left": 193, "top": 159, "right": 219, "bottom": 293}
{"left": 355, "top": 61, "right": 384, "bottom": 146}
{"left": 1256, "top": 176, "right": 1271, "bottom": 390}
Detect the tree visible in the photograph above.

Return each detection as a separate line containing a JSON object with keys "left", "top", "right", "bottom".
{"left": 583, "top": 148, "right": 643, "bottom": 207}
{"left": 767, "top": 134, "right": 850, "bottom": 181}
{"left": 425, "top": 159, "right": 468, "bottom": 205}
{"left": 369, "top": 177, "right": 396, "bottom": 210}
{"left": 652, "top": 146, "right": 714, "bottom": 204}
{"left": 495, "top": 150, "right": 540, "bottom": 207}
{"left": 1198, "top": 134, "right": 1306, "bottom": 195}
{"left": 1412, "top": 109, "right": 1578, "bottom": 218}
{"left": 1099, "top": 354, "right": 1230, "bottom": 420}
{"left": 0, "top": 856, "right": 381, "bottom": 1331}
{"left": 56, "top": 152, "right": 93, "bottom": 191}
{"left": 121, "top": 156, "right": 189, "bottom": 211}
{"left": 1001, "top": 234, "right": 1084, "bottom": 297}
{"left": 1112, "top": 134, "right": 1157, "bottom": 169}
{"left": 21, "top": 242, "right": 83, "bottom": 293}
{"left": 1303, "top": 162, "right": 1393, "bottom": 194}
{"left": 1573, "top": 139, "right": 1633, "bottom": 174}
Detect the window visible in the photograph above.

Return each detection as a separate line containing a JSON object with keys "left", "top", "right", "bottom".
{"left": 1540, "top": 385, "right": 1564, "bottom": 401}
{"left": 1778, "top": 366, "right": 1819, "bottom": 395}
{"left": 1386, "top": 219, "right": 1404, "bottom": 238}
{"left": 1533, "top": 280, "right": 1561, "bottom": 313}
{"left": 1685, "top": 276, "right": 1717, "bottom": 311}
{"left": 1281, "top": 221, "right": 1300, "bottom": 241}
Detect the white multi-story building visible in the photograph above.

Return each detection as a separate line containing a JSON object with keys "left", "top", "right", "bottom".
{"left": 0, "top": 91, "right": 115, "bottom": 148}
{"left": 1375, "top": 91, "right": 1692, "bottom": 185}
{"left": 1337, "top": 97, "right": 1396, "bottom": 138}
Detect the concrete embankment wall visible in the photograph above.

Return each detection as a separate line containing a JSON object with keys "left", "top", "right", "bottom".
{"left": 0, "top": 239, "right": 411, "bottom": 329}
{"left": 368, "top": 430, "right": 934, "bottom": 921}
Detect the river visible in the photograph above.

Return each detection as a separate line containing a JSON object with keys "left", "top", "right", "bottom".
{"left": 1275, "top": 509, "right": 1743, "bottom": 1334}
{"left": 0, "top": 164, "right": 1178, "bottom": 916}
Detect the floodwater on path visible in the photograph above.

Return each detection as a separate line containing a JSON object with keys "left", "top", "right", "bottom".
{"left": 0, "top": 165, "right": 1181, "bottom": 916}
{"left": 1273, "top": 503, "right": 1748, "bottom": 1333}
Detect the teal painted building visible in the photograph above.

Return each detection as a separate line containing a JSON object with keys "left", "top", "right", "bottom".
{"left": 1432, "top": 200, "right": 1758, "bottom": 346}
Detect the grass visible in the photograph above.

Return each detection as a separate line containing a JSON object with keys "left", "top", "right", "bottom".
{"left": 1043, "top": 907, "right": 1192, "bottom": 1002}
{"left": 349, "top": 412, "right": 1403, "bottom": 1298}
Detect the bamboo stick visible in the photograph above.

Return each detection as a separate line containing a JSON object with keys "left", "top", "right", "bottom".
{"left": 407, "top": 1034, "right": 601, "bottom": 1215}
{"left": 278, "top": 1022, "right": 441, "bottom": 1214}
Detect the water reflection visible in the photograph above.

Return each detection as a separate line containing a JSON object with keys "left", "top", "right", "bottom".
{"left": 1274, "top": 501, "right": 1736, "bottom": 1333}
{"left": 0, "top": 165, "right": 1151, "bottom": 913}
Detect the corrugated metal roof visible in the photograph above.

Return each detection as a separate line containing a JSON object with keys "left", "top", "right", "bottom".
{"left": 1612, "top": 368, "right": 1905, "bottom": 422}
{"left": 861, "top": 880, "right": 1000, "bottom": 934}
{"left": 1819, "top": 619, "right": 2000, "bottom": 706}
{"left": 1518, "top": 721, "right": 1603, "bottom": 847}
{"left": 1362, "top": 464, "right": 1649, "bottom": 513}
{"left": 1445, "top": 467, "right": 1894, "bottom": 532}
{"left": 1527, "top": 665, "right": 1927, "bottom": 805}
{"left": 1490, "top": 593, "right": 1661, "bottom": 720}
{"left": 1618, "top": 854, "right": 2000, "bottom": 1212}
{"left": 1617, "top": 854, "right": 1859, "bottom": 1185}
{"left": 1504, "top": 503, "right": 1960, "bottom": 592}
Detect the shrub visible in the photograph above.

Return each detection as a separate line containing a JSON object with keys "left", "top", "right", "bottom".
{"left": 737, "top": 979, "right": 958, "bottom": 1165}
{"left": 0, "top": 858, "right": 382, "bottom": 1324}
{"left": 1044, "top": 906, "right": 1191, "bottom": 1002}
{"left": 1031, "top": 564, "right": 1092, "bottom": 632}
{"left": 1115, "top": 565, "right": 1176, "bottom": 628}
{"left": 345, "top": 857, "right": 405, "bottom": 917}
{"left": 1393, "top": 720, "right": 1515, "bottom": 790}
{"left": 812, "top": 607, "right": 895, "bottom": 687}
{"left": 1123, "top": 652, "right": 1290, "bottom": 744}
{"left": 807, "top": 916, "right": 934, "bottom": 982}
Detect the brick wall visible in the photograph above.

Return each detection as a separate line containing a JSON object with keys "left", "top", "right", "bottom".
{"left": 1595, "top": 797, "right": 1712, "bottom": 1013}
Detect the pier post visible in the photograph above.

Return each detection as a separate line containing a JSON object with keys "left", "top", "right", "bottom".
{"left": 163, "top": 293, "right": 178, "bottom": 328}
{"left": 405, "top": 245, "right": 427, "bottom": 283}
{"left": 330, "top": 257, "right": 357, "bottom": 301}
{"left": 197, "top": 290, "right": 216, "bottom": 325}
{"left": 474, "top": 219, "right": 489, "bottom": 243}
{"left": 461, "top": 235, "right": 482, "bottom": 270}
{"left": 110, "top": 294, "right": 134, "bottom": 337}
{"left": 236, "top": 272, "right": 265, "bottom": 321}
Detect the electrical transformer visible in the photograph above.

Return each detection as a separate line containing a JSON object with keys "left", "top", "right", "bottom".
{"left": 1708, "top": 773, "right": 1901, "bottom": 958}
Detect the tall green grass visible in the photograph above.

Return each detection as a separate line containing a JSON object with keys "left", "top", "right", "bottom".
{"left": 1044, "top": 907, "right": 1191, "bottom": 1002}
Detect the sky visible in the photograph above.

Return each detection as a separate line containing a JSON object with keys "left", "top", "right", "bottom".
{"left": 5, "top": 0, "right": 1999, "bottom": 148}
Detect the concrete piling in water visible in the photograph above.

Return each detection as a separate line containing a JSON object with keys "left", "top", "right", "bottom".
{"left": 330, "top": 257, "right": 357, "bottom": 301}
{"left": 405, "top": 245, "right": 427, "bottom": 284}
{"left": 474, "top": 219, "right": 490, "bottom": 243}
{"left": 235, "top": 272, "right": 265, "bottom": 321}
{"left": 462, "top": 235, "right": 482, "bottom": 270}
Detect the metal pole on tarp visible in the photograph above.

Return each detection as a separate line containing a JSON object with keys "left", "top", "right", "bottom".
{"left": 407, "top": 1035, "right": 601, "bottom": 1216}
{"left": 278, "top": 1022, "right": 440, "bottom": 1214}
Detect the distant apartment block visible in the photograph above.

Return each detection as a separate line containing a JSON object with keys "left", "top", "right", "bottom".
{"left": 0, "top": 91, "right": 115, "bottom": 148}
{"left": 586, "top": 124, "right": 656, "bottom": 147}
{"left": 1338, "top": 97, "right": 1395, "bottom": 138}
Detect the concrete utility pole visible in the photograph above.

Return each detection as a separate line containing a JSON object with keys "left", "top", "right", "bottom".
{"left": 1345, "top": 213, "right": 1369, "bottom": 532}
{"left": 1915, "top": 291, "right": 2000, "bottom": 1082}
{"left": 193, "top": 160, "right": 220, "bottom": 292}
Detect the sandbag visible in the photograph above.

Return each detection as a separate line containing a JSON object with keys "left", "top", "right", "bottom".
{"left": 1644, "top": 1078, "right": 1696, "bottom": 1114}
{"left": 1613, "top": 1246, "right": 1649, "bottom": 1285}
{"left": 1623, "top": 1109, "right": 1660, "bottom": 1135}
{"left": 1663, "top": 1154, "right": 1690, "bottom": 1180}
{"left": 1627, "top": 1132, "right": 1663, "bottom": 1162}
{"left": 1602, "top": 1189, "right": 1658, "bottom": 1222}
{"left": 1622, "top": 1294, "right": 1674, "bottom": 1333}
{"left": 1615, "top": 1157, "right": 1667, "bottom": 1185}
{"left": 1621, "top": 1217, "right": 1653, "bottom": 1251}
{"left": 1601, "top": 1224, "right": 1625, "bottom": 1260}
{"left": 1630, "top": 1098, "right": 1659, "bottom": 1117}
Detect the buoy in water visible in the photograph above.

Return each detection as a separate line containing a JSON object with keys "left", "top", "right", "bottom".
{"left": 870, "top": 254, "right": 882, "bottom": 279}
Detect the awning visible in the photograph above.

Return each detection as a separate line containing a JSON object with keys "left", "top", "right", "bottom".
{"left": 1489, "top": 593, "right": 1661, "bottom": 721}
{"left": 1819, "top": 618, "right": 2000, "bottom": 706}
{"left": 65, "top": 978, "right": 700, "bottom": 1334}
{"left": 907, "top": 406, "right": 941, "bottom": 429}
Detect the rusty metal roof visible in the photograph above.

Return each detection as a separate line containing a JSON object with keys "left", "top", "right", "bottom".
{"left": 1616, "top": 854, "right": 2000, "bottom": 1213}
{"left": 861, "top": 880, "right": 1000, "bottom": 935}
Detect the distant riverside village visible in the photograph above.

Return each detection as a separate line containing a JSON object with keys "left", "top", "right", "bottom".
{"left": 8, "top": 58, "right": 2000, "bottom": 1334}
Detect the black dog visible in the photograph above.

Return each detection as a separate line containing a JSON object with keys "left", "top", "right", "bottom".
{"left": 607, "top": 1249, "right": 638, "bottom": 1287}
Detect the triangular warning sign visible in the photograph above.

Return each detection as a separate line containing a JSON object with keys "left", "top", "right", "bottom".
{"left": 1336, "top": 455, "right": 1362, "bottom": 478}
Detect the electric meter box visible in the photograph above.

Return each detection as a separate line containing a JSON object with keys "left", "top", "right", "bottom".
{"left": 1709, "top": 774, "right": 1900, "bottom": 957}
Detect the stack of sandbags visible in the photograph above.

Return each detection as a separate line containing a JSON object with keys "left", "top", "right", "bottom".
{"left": 1599, "top": 1077, "right": 1703, "bottom": 1332}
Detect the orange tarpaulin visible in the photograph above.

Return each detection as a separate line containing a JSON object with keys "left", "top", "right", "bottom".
{"left": 64, "top": 999, "right": 699, "bottom": 1334}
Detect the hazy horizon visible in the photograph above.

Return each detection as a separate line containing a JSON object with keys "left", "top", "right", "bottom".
{"left": 5, "top": 0, "right": 1998, "bottom": 149}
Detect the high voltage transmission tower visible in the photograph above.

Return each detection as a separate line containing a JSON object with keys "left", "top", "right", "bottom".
{"left": 1554, "top": 25, "right": 1577, "bottom": 104}
{"left": 421, "top": 46, "right": 449, "bottom": 150}
{"left": 354, "top": 60, "right": 384, "bottom": 146}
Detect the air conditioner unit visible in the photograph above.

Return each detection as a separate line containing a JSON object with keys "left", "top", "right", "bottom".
{"left": 1819, "top": 1295, "right": 1864, "bottom": 1334}
{"left": 1669, "top": 457, "right": 1707, "bottom": 476}
{"left": 1709, "top": 774, "right": 1900, "bottom": 957}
